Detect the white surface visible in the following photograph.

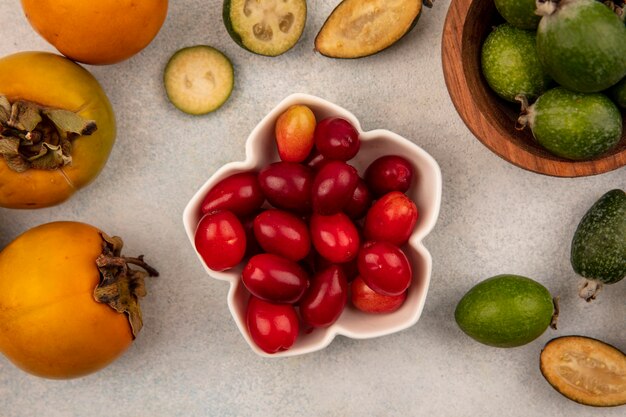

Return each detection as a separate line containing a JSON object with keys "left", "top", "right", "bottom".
{"left": 182, "top": 93, "right": 442, "bottom": 357}
{"left": 0, "top": 1, "right": 624, "bottom": 416}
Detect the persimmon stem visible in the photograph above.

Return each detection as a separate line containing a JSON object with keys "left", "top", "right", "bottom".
{"left": 123, "top": 256, "right": 160, "bottom": 277}
{"left": 94, "top": 233, "right": 159, "bottom": 338}
{"left": 95, "top": 254, "right": 159, "bottom": 277}
{"left": 0, "top": 96, "right": 96, "bottom": 172}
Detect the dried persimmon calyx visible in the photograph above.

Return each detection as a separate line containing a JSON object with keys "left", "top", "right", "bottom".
{"left": 0, "top": 95, "right": 96, "bottom": 172}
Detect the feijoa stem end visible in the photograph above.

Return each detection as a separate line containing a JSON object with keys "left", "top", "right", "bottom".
{"left": 515, "top": 95, "right": 531, "bottom": 131}
{"left": 94, "top": 233, "right": 159, "bottom": 338}
{"left": 578, "top": 279, "right": 603, "bottom": 302}
{"left": 535, "top": 0, "right": 559, "bottom": 17}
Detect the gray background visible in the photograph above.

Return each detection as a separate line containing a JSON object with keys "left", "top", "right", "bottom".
{"left": 0, "top": 1, "right": 624, "bottom": 416}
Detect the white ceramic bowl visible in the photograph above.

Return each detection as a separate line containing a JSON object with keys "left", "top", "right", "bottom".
{"left": 183, "top": 93, "right": 442, "bottom": 357}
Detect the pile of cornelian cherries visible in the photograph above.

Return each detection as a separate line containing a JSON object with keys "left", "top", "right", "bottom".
{"left": 194, "top": 104, "right": 419, "bottom": 353}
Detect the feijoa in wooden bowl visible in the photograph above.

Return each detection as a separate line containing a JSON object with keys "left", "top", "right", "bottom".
{"left": 442, "top": 0, "right": 626, "bottom": 177}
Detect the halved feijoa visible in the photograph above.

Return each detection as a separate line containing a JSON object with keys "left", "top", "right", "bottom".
{"left": 536, "top": 0, "right": 626, "bottom": 93}
{"left": 481, "top": 24, "right": 552, "bottom": 102}
{"left": 518, "top": 87, "right": 623, "bottom": 160}
{"left": 223, "top": 0, "right": 307, "bottom": 57}
{"left": 314, "top": 0, "right": 423, "bottom": 59}
{"left": 540, "top": 336, "right": 626, "bottom": 407}
{"left": 164, "top": 46, "right": 234, "bottom": 115}
{"left": 455, "top": 274, "right": 556, "bottom": 348}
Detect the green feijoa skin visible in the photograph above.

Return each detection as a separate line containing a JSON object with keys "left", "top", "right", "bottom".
{"left": 536, "top": 0, "right": 626, "bottom": 93}
{"left": 481, "top": 24, "right": 552, "bottom": 102}
{"left": 454, "top": 274, "right": 556, "bottom": 348}
{"left": 572, "top": 189, "right": 626, "bottom": 301}
{"left": 611, "top": 77, "right": 626, "bottom": 108}
{"left": 519, "top": 87, "right": 623, "bottom": 160}
{"left": 494, "top": 0, "right": 541, "bottom": 29}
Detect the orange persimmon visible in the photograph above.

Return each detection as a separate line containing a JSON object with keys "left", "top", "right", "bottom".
{"left": 21, "top": 0, "right": 168, "bottom": 65}
{"left": 0, "top": 51, "right": 116, "bottom": 209}
{"left": 0, "top": 221, "right": 158, "bottom": 379}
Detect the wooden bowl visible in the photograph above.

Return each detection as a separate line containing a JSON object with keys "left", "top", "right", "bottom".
{"left": 442, "top": 0, "right": 626, "bottom": 177}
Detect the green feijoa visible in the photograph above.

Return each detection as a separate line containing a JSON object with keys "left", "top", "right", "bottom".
{"left": 536, "top": 0, "right": 626, "bottom": 93}
{"left": 572, "top": 189, "right": 626, "bottom": 301}
{"left": 481, "top": 24, "right": 552, "bottom": 102}
{"left": 519, "top": 87, "right": 623, "bottom": 160}
{"left": 494, "top": 0, "right": 541, "bottom": 29}
{"left": 455, "top": 274, "right": 556, "bottom": 348}
{"left": 611, "top": 77, "right": 626, "bottom": 108}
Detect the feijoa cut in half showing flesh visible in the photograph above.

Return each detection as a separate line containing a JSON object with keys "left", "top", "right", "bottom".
{"left": 224, "top": 0, "right": 307, "bottom": 56}
{"left": 164, "top": 46, "right": 234, "bottom": 115}
{"left": 517, "top": 87, "right": 623, "bottom": 160}
{"left": 481, "top": 24, "right": 552, "bottom": 102}
{"left": 571, "top": 189, "right": 626, "bottom": 301}
{"left": 540, "top": 336, "right": 626, "bottom": 407}
{"left": 455, "top": 274, "right": 558, "bottom": 348}
{"left": 536, "top": 0, "right": 626, "bottom": 93}
{"left": 314, "top": 0, "right": 427, "bottom": 59}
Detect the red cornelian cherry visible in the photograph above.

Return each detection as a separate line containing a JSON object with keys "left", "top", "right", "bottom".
{"left": 201, "top": 172, "right": 264, "bottom": 217}
{"left": 351, "top": 276, "right": 407, "bottom": 313}
{"left": 314, "top": 117, "right": 360, "bottom": 161}
{"left": 300, "top": 265, "right": 348, "bottom": 328}
{"left": 357, "top": 241, "right": 412, "bottom": 296}
{"left": 343, "top": 178, "right": 372, "bottom": 220}
{"left": 242, "top": 253, "right": 309, "bottom": 303}
{"left": 364, "top": 191, "right": 418, "bottom": 246}
{"left": 195, "top": 210, "right": 247, "bottom": 271}
{"left": 246, "top": 296, "right": 299, "bottom": 354}
{"left": 258, "top": 162, "right": 312, "bottom": 213}
{"left": 311, "top": 160, "right": 359, "bottom": 215}
{"left": 310, "top": 212, "right": 361, "bottom": 263}
{"left": 364, "top": 155, "right": 414, "bottom": 197}
{"left": 253, "top": 209, "right": 311, "bottom": 261}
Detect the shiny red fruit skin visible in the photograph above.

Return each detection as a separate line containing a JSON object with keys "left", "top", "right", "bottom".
{"left": 314, "top": 117, "right": 360, "bottom": 161}
{"left": 201, "top": 172, "right": 265, "bottom": 217}
{"left": 310, "top": 213, "right": 360, "bottom": 263}
{"left": 242, "top": 254, "right": 309, "bottom": 303}
{"left": 241, "top": 210, "right": 263, "bottom": 257}
{"left": 357, "top": 241, "right": 412, "bottom": 296}
{"left": 300, "top": 265, "right": 348, "bottom": 328}
{"left": 305, "top": 149, "right": 328, "bottom": 171}
{"left": 246, "top": 296, "right": 299, "bottom": 354}
{"left": 364, "top": 155, "right": 414, "bottom": 197}
{"left": 343, "top": 178, "right": 372, "bottom": 220}
{"left": 364, "top": 191, "right": 418, "bottom": 246}
{"left": 351, "top": 276, "right": 407, "bottom": 313}
{"left": 311, "top": 160, "right": 359, "bottom": 215}
{"left": 258, "top": 162, "right": 312, "bottom": 213}
{"left": 195, "top": 210, "right": 247, "bottom": 271}
{"left": 315, "top": 253, "right": 359, "bottom": 282}
{"left": 253, "top": 209, "right": 311, "bottom": 261}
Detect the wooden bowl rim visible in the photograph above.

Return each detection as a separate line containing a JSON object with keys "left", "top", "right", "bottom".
{"left": 441, "top": 0, "right": 626, "bottom": 177}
